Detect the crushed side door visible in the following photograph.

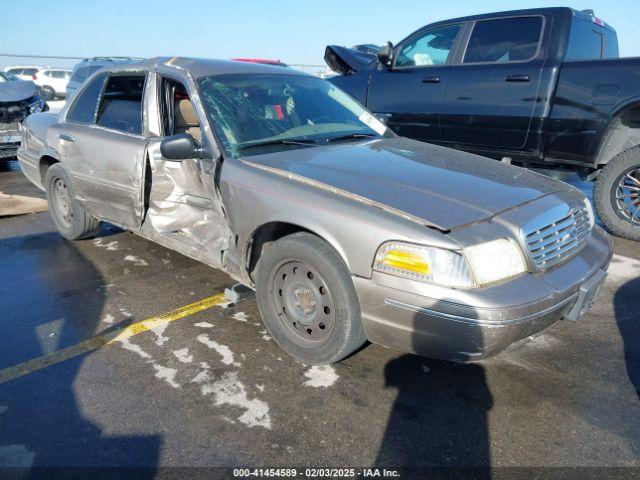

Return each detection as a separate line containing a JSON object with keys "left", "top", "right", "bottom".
{"left": 141, "top": 139, "right": 230, "bottom": 269}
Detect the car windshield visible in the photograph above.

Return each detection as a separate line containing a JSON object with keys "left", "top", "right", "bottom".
{"left": 0, "top": 72, "right": 18, "bottom": 82}
{"left": 197, "top": 73, "right": 388, "bottom": 157}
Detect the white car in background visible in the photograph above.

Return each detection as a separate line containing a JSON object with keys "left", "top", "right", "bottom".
{"left": 4, "top": 66, "right": 41, "bottom": 82}
{"left": 32, "top": 68, "right": 71, "bottom": 100}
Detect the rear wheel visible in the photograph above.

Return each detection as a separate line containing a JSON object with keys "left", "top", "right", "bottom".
{"left": 594, "top": 147, "right": 640, "bottom": 241}
{"left": 45, "top": 163, "right": 100, "bottom": 240}
{"left": 255, "top": 232, "right": 367, "bottom": 364}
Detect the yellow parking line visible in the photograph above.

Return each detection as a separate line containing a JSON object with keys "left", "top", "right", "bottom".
{"left": 0, "top": 292, "right": 227, "bottom": 386}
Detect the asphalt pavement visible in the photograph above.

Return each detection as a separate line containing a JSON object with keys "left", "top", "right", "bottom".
{"left": 0, "top": 159, "right": 638, "bottom": 479}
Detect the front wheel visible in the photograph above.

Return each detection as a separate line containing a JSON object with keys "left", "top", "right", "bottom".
{"left": 45, "top": 163, "right": 101, "bottom": 240}
{"left": 594, "top": 147, "right": 640, "bottom": 241}
{"left": 255, "top": 232, "right": 367, "bottom": 364}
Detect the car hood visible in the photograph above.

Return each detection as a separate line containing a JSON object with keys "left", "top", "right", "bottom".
{"left": 0, "top": 80, "right": 38, "bottom": 103}
{"left": 242, "top": 137, "right": 569, "bottom": 231}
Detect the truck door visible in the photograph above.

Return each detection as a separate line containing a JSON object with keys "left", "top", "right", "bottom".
{"left": 440, "top": 16, "right": 546, "bottom": 151}
{"left": 59, "top": 72, "right": 147, "bottom": 229}
{"left": 366, "top": 23, "right": 463, "bottom": 142}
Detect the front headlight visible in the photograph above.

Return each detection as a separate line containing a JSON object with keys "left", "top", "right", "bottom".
{"left": 374, "top": 242, "right": 474, "bottom": 288}
{"left": 374, "top": 239, "right": 528, "bottom": 288}
{"left": 464, "top": 238, "right": 527, "bottom": 286}
{"left": 583, "top": 197, "right": 595, "bottom": 229}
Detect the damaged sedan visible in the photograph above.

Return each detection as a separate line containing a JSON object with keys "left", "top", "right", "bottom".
{"left": 17, "top": 58, "right": 612, "bottom": 364}
{"left": 0, "top": 71, "right": 47, "bottom": 160}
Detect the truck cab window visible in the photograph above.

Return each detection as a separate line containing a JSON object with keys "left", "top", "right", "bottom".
{"left": 463, "top": 16, "right": 543, "bottom": 64}
{"left": 67, "top": 73, "right": 108, "bottom": 124}
{"left": 395, "top": 24, "right": 461, "bottom": 68}
{"left": 96, "top": 75, "right": 145, "bottom": 135}
{"left": 566, "top": 19, "right": 619, "bottom": 60}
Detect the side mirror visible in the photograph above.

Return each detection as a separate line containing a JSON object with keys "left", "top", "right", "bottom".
{"left": 377, "top": 41, "right": 395, "bottom": 67}
{"left": 160, "top": 134, "right": 200, "bottom": 161}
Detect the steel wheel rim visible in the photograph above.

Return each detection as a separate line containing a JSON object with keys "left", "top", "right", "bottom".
{"left": 271, "top": 260, "right": 336, "bottom": 344}
{"left": 614, "top": 167, "right": 640, "bottom": 226}
{"left": 52, "top": 177, "right": 73, "bottom": 228}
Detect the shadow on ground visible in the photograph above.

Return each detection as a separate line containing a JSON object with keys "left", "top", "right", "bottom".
{"left": 376, "top": 301, "right": 492, "bottom": 479}
{"left": 0, "top": 233, "right": 160, "bottom": 478}
{"left": 615, "top": 277, "right": 640, "bottom": 402}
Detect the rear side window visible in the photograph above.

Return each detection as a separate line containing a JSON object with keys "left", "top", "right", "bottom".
{"left": 22, "top": 68, "right": 38, "bottom": 76}
{"left": 96, "top": 75, "right": 145, "bottom": 135}
{"left": 67, "top": 73, "right": 107, "bottom": 124}
{"left": 464, "top": 17, "right": 543, "bottom": 64}
{"left": 566, "top": 19, "right": 619, "bottom": 60}
{"left": 70, "top": 66, "right": 101, "bottom": 85}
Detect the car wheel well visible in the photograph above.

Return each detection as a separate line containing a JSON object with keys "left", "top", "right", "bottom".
{"left": 597, "top": 104, "right": 640, "bottom": 166}
{"left": 246, "top": 222, "right": 314, "bottom": 278}
{"left": 39, "top": 155, "right": 59, "bottom": 184}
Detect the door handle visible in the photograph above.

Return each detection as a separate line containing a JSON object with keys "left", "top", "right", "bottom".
{"left": 422, "top": 76, "right": 441, "bottom": 83}
{"left": 58, "top": 133, "right": 76, "bottom": 142}
{"left": 505, "top": 74, "right": 530, "bottom": 82}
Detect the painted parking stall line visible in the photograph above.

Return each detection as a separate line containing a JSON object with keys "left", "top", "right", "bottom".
{"left": 0, "top": 292, "right": 228, "bottom": 385}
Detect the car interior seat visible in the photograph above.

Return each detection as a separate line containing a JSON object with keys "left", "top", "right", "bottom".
{"left": 174, "top": 99, "right": 202, "bottom": 142}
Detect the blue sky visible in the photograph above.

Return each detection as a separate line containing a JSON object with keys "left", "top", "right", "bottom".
{"left": 1, "top": 0, "right": 638, "bottom": 71}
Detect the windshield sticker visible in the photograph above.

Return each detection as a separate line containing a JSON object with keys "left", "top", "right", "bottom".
{"left": 359, "top": 111, "right": 387, "bottom": 136}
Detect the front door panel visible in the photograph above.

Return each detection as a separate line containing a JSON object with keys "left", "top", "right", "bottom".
{"left": 143, "top": 140, "right": 230, "bottom": 269}
{"left": 367, "top": 67, "right": 447, "bottom": 142}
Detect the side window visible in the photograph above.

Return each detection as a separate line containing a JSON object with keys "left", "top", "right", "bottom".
{"left": 463, "top": 17, "right": 543, "bottom": 64}
{"left": 96, "top": 75, "right": 145, "bottom": 135}
{"left": 395, "top": 24, "right": 462, "bottom": 68}
{"left": 159, "top": 78, "right": 202, "bottom": 142}
{"left": 23, "top": 68, "right": 38, "bottom": 76}
{"left": 67, "top": 73, "right": 107, "bottom": 124}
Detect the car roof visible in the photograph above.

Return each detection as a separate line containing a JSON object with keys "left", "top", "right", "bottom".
{"left": 426, "top": 7, "right": 613, "bottom": 31}
{"left": 101, "top": 57, "right": 311, "bottom": 78}
{"left": 5, "top": 66, "right": 44, "bottom": 70}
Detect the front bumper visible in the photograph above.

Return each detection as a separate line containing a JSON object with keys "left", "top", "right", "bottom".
{"left": 354, "top": 226, "right": 613, "bottom": 361}
{"left": 0, "top": 123, "right": 23, "bottom": 160}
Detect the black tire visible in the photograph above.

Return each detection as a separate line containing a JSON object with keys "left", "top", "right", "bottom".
{"left": 255, "top": 232, "right": 367, "bottom": 364}
{"left": 40, "top": 86, "right": 55, "bottom": 101}
{"left": 594, "top": 146, "right": 640, "bottom": 241}
{"left": 45, "top": 163, "right": 101, "bottom": 240}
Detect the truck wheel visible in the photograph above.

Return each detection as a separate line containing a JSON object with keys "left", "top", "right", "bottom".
{"left": 45, "top": 163, "right": 101, "bottom": 240}
{"left": 255, "top": 232, "right": 367, "bottom": 364}
{"left": 40, "top": 86, "right": 55, "bottom": 101}
{"left": 594, "top": 146, "right": 640, "bottom": 241}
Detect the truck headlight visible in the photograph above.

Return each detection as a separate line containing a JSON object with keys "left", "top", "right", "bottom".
{"left": 583, "top": 198, "right": 595, "bottom": 229}
{"left": 464, "top": 238, "right": 527, "bottom": 286}
{"left": 374, "top": 242, "right": 474, "bottom": 288}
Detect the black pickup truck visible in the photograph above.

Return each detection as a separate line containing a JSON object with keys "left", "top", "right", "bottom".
{"left": 326, "top": 7, "right": 640, "bottom": 241}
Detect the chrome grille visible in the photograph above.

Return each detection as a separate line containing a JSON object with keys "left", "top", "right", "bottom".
{"left": 525, "top": 207, "right": 592, "bottom": 270}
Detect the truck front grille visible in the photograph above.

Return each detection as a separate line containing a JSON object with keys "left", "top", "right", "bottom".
{"left": 525, "top": 207, "right": 592, "bottom": 270}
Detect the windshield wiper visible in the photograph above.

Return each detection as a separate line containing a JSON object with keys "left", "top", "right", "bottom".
{"left": 325, "top": 132, "right": 378, "bottom": 143}
{"left": 236, "top": 138, "right": 318, "bottom": 151}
